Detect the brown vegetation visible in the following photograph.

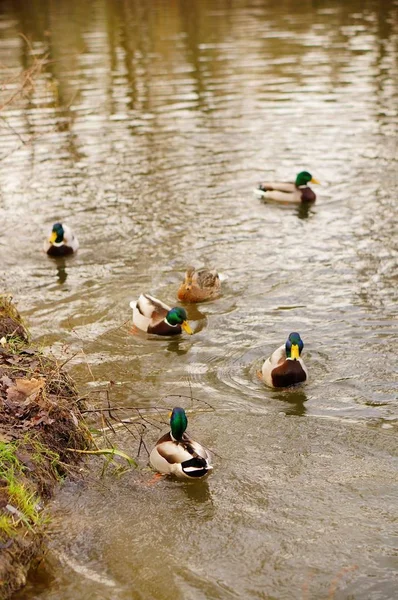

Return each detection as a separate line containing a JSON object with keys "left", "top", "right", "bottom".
{"left": 0, "top": 296, "right": 89, "bottom": 600}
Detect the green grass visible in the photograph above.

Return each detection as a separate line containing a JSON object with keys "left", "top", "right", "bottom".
{"left": 27, "top": 435, "right": 64, "bottom": 480}
{"left": 0, "top": 438, "right": 57, "bottom": 539}
{"left": 1, "top": 335, "right": 27, "bottom": 353}
{"left": 0, "top": 442, "right": 21, "bottom": 470}
{"left": 0, "top": 514, "right": 15, "bottom": 538}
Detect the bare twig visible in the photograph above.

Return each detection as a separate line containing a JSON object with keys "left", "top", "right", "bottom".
{"left": 0, "top": 115, "right": 27, "bottom": 144}
{"left": 0, "top": 33, "right": 53, "bottom": 162}
{"left": 165, "top": 393, "right": 216, "bottom": 412}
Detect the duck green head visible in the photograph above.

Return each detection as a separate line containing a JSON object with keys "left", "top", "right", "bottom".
{"left": 170, "top": 407, "right": 188, "bottom": 440}
{"left": 285, "top": 332, "right": 304, "bottom": 360}
{"left": 49, "top": 222, "right": 65, "bottom": 244}
{"left": 295, "top": 171, "right": 320, "bottom": 187}
{"left": 166, "top": 307, "right": 193, "bottom": 334}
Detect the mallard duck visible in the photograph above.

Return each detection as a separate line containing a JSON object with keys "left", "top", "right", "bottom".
{"left": 261, "top": 332, "right": 308, "bottom": 388}
{"left": 257, "top": 171, "right": 319, "bottom": 204}
{"left": 129, "top": 294, "right": 193, "bottom": 336}
{"left": 44, "top": 222, "right": 79, "bottom": 256}
{"left": 149, "top": 407, "right": 212, "bottom": 479}
{"left": 177, "top": 266, "right": 221, "bottom": 303}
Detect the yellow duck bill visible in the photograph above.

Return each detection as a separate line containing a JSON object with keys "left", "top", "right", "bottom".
{"left": 182, "top": 321, "right": 193, "bottom": 335}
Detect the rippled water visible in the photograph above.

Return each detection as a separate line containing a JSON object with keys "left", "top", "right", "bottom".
{"left": 1, "top": 0, "right": 398, "bottom": 598}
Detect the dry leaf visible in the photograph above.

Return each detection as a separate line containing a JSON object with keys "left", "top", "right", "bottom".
{"left": 0, "top": 375, "right": 13, "bottom": 388}
{"left": 15, "top": 378, "right": 44, "bottom": 397}
{"left": 6, "top": 387, "right": 26, "bottom": 404}
{"left": 30, "top": 412, "right": 54, "bottom": 426}
{"left": 6, "top": 377, "right": 45, "bottom": 405}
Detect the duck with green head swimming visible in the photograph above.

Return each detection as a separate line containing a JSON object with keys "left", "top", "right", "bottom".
{"left": 45, "top": 222, "right": 79, "bottom": 257}
{"left": 257, "top": 171, "right": 320, "bottom": 204}
{"left": 261, "top": 332, "right": 308, "bottom": 388}
{"left": 149, "top": 407, "right": 212, "bottom": 479}
{"left": 130, "top": 294, "right": 193, "bottom": 336}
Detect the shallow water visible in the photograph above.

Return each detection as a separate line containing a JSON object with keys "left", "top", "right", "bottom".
{"left": 1, "top": 0, "right": 397, "bottom": 598}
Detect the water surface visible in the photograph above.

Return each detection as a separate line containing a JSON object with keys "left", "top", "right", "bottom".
{"left": 1, "top": 0, "right": 397, "bottom": 598}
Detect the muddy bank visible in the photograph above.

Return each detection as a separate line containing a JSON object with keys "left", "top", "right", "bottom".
{"left": 0, "top": 296, "right": 90, "bottom": 600}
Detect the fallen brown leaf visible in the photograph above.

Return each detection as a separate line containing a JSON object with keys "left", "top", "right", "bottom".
{"left": 6, "top": 377, "right": 45, "bottom": 406}
{"left": 15, "top": 378, "right": 45, "bottom": 397}
{"left": 0, "top": 375, "right": 13, "bottom": 388}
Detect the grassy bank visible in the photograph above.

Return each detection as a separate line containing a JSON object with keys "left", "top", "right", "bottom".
{"left": 0, "top": 295, "right": 90, "bottom": 599}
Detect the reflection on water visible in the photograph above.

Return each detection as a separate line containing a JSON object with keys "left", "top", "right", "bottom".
{"left": 274, "top": 389, "right": 308, "bottom": 416}
{"left": 295, "top": 202, "right": 314, "bottom": 221}
{"left": 54, "top": 258, "right": 68, "bottom": 284}
{"left": 2, "top": 0, "right": 398, "bottom": 599}
{"left": 166, "top": 338, "right": 191, "bottom": 356}
{"left": 181, "top": 479, "right": 213, "bottom": 507}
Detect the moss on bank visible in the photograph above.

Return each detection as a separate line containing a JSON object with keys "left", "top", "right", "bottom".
{"left": 0, "top": 295, "right": 90, "bottom": 600}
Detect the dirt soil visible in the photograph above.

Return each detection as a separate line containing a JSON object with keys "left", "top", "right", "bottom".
{"left": 0, "top": 296, "right": 90, "bottom": 600}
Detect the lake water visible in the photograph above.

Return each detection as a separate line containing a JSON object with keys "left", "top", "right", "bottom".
{"left": 1, "top": 0, "right": 397, "bottom": 598}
